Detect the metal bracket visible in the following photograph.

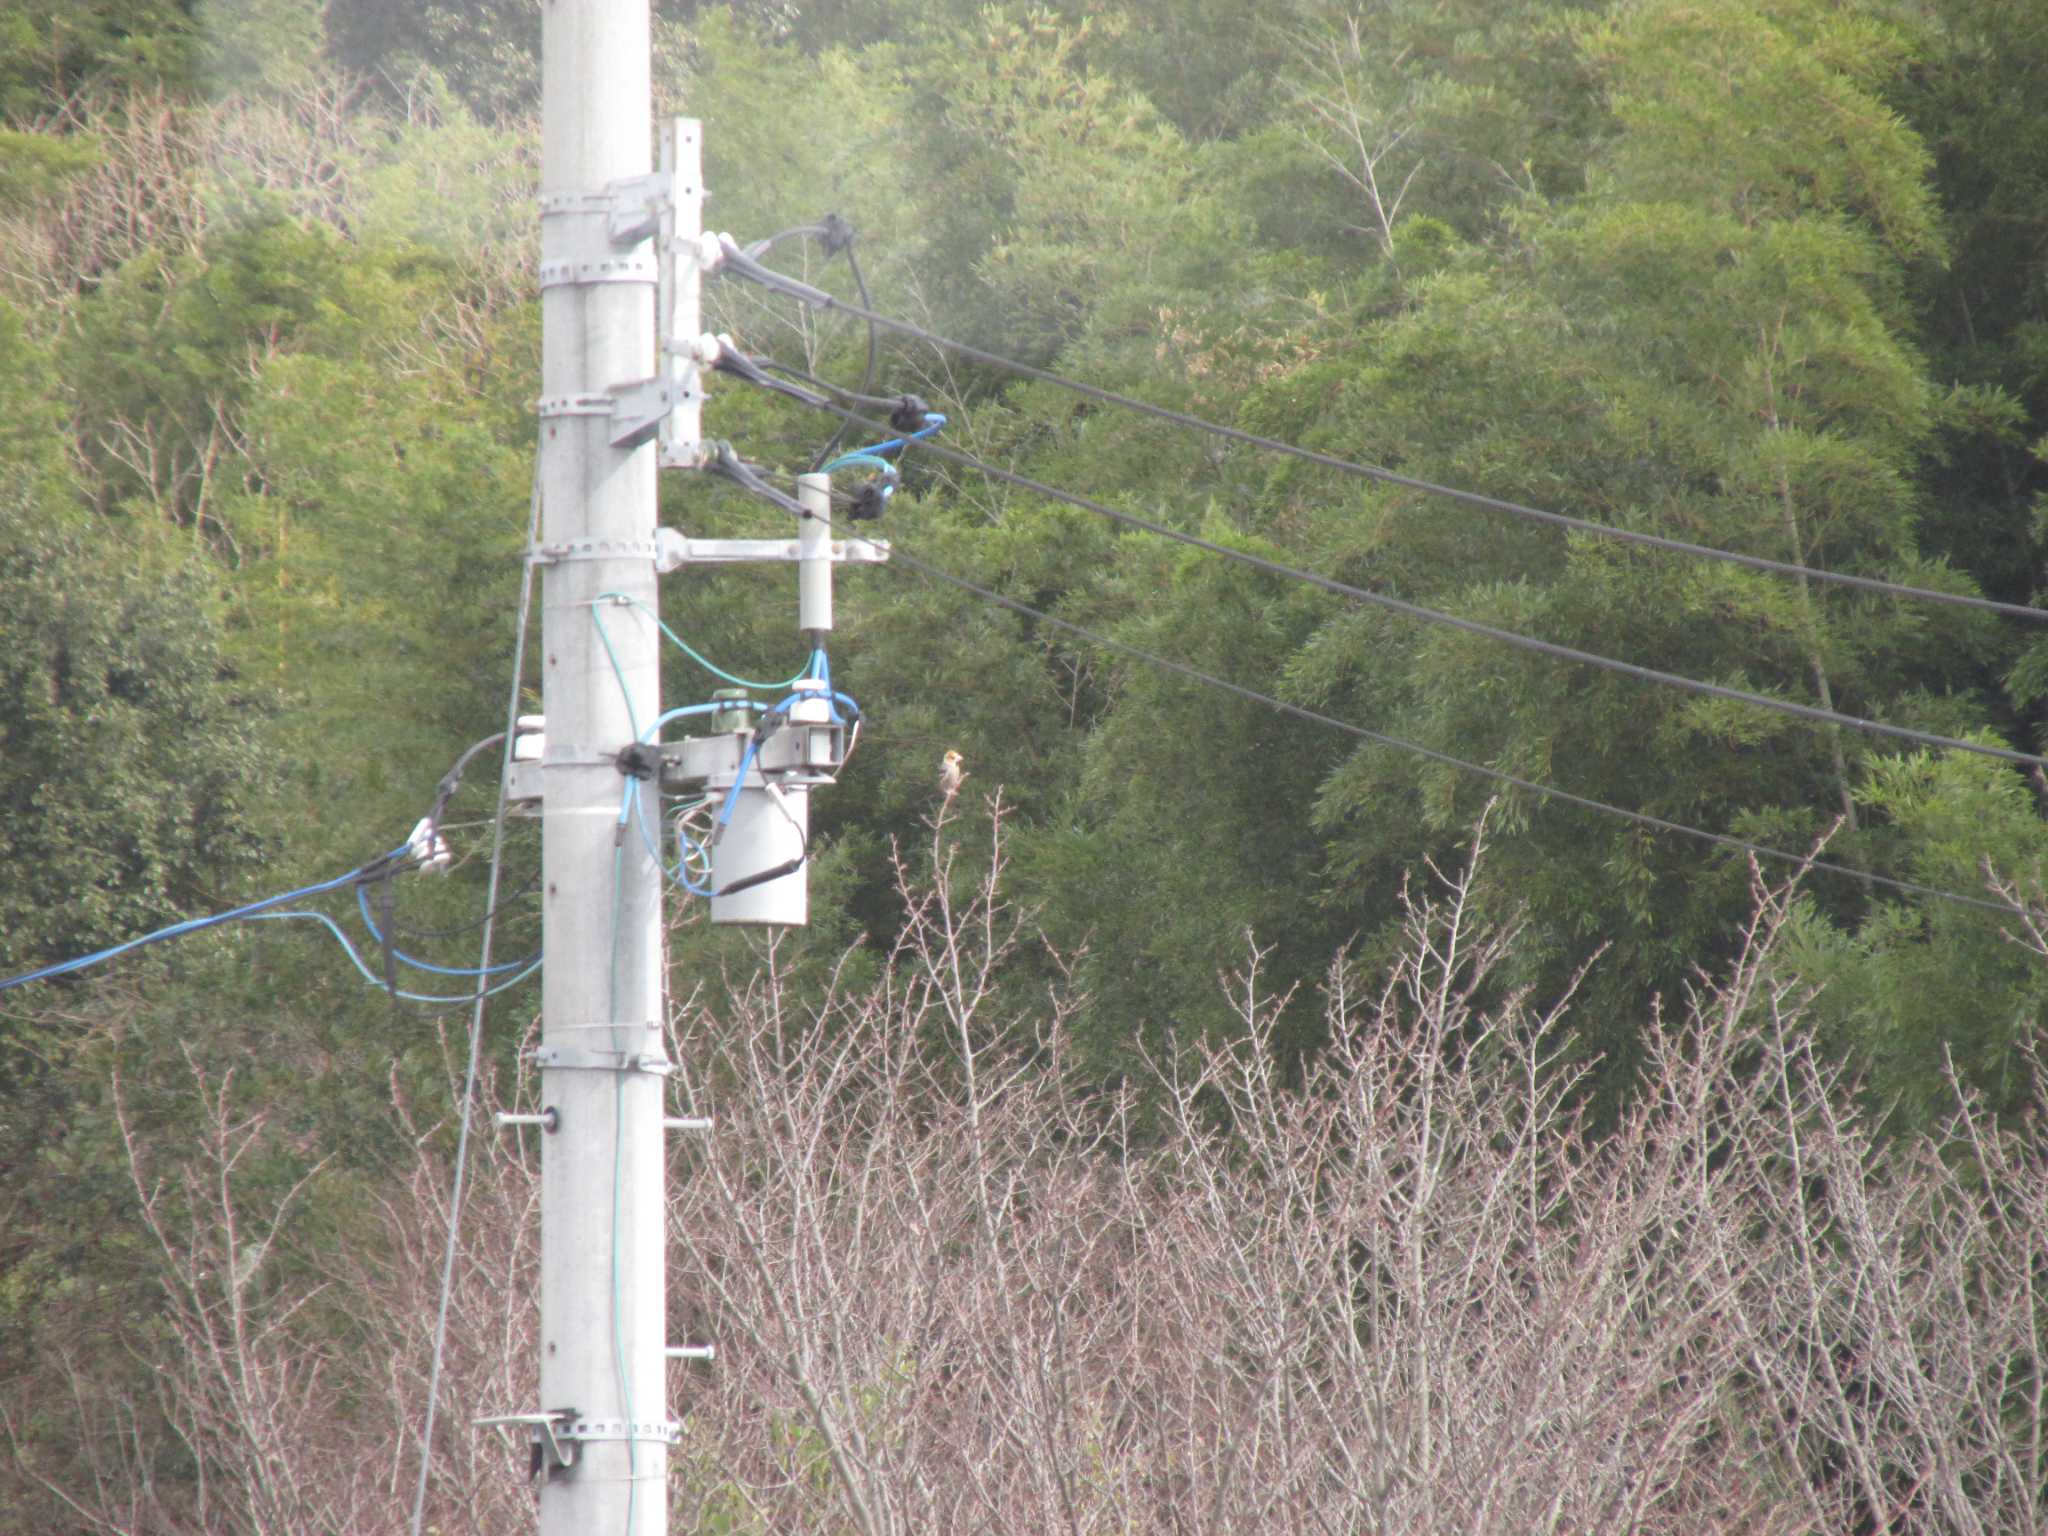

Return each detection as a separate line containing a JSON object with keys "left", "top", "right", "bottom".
{"left": 528, "top": 537, "right": 662, "bottom": 565}
{"left": 564, "top": 1418, "right": 683, "bottom": 1446}
{"left": 531, "top": 1046, "right": 674, "bottom": 1076}
{"left": 536, "top": 394, "right": 615, "bottom": 419}
{"left": 655, "top": 535, "right": 891, "bottom": 566}
{"left": 610, "top": 376, "right": 690, "bottom": 450}
{"left": 505, "top": 758, "right": 542, "bottom": 814}
{"left": 537, "top": 173, "right": 673, "bottom": 243}
{"left": 659, "top": 720, "right": 847, "bottom": 792}
{"left": 537, "top": 191, "right": 612, "bottom": 216}
{"left": 657, "top": 119, "right": 706, "bottom": 472}
{"left": 606, "top": 171, "right": 671, "bottom": 245}
{"left": 476, "top": 1408, "right": 579, "bottom": 1482}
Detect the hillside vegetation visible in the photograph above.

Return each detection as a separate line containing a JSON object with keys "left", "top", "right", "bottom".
{"left": 2, "top": 1, "right": 2046, "bottom": 1530}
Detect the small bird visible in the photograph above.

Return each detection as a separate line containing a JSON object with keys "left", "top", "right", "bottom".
{"left": 939, "top": 749, "right": 967, "bottom": 800}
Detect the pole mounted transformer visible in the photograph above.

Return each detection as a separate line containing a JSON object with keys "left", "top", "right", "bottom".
{"left": 473, "top": 3, "right": 885, "bottom": 1529}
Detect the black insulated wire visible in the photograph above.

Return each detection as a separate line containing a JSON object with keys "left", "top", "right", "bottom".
{"left": 718, "top": 219, "right": 878, "bottom": 470}
{"left": 712, "top": 345, "right": 833, "bottom": 408}
{"left": 770, "top": 393, "right": 2048, "bottom": 774}
{"left": 704, "top": 454, "right": 2016, "bottom": 918}
{"left": 385, "top": 867, "right": 542, "bottom": 941}
{"left": 875, "top": 542, "right": 2021, "bottom": 919}
{"left": 718, "top": 248, "right": 2048, "bottom": 627}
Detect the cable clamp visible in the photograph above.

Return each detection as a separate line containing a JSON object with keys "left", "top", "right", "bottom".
{"left": 888, "top": 394, "right": 932, "bottom": 432}
{"left": 616, "top": 742, "right": 660, "bottom": 781}
{"left": 530, "top": 1046, "right": 674, "bottom": 1076}
{"left": 538, "top": 253, "right": 657, "bottom": 289}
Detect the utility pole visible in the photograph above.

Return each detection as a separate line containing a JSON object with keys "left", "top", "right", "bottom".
{"left": 476, "top": 6, "right": 878, "bottom": 1526}
{"left": 527, "top": 2, "right": 681, "bottom": 1532}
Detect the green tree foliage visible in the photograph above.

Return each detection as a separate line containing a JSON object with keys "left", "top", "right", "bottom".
{"left": 0, "top": 0, "right": 196, "bottom": 118}
{"left": 0, "top": 507, "right": 269, "bottom": 978}
{"left": 8, "top": 2, "right": 2048, "bottom": 1517}
{"left": 1788, "top": 745, "right": 2048, "bottom": 1127}
{"left": 193, "top": 0, "right": 323, "bottom": 96}
{"left": 1177, "top": 0, "right": 2028, "bottom": 1098}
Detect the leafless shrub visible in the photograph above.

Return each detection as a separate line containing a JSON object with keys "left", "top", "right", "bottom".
{"left": 11, "top": 813, "right": 2046, "bottom": 1534}
{"left": 3, "top": 1023, "right": 544, "bottom": 1536}
{"left": 668, "top": 814, "right": 2048, "bottom": 1534}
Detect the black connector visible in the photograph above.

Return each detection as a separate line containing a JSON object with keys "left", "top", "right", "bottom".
{"left": 846, "top": 480, "right": 891, "bottom": 522}
{"left": 817, "top": 212, "right": 855, "bottom": 255}
{"left": 888, "top": 394, "right": 930, "bottom": 433}
{"left": 615, "top": 742, "right": 660, "bottom": 781}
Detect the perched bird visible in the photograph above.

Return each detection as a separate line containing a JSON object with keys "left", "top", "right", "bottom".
{"left": 939, "top": 749, "right": 967, "bottom": 800}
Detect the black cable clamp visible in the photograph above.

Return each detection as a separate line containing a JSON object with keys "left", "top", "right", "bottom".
{"left": 615, "top": 743, "right": 661, "bottom": 781}
{"left": 888, "top": 394, "right": 930, "bottom": 433}
{"left": 847, "top": 480, "right": 891, "bottom": 522}
{"left": 817, "top": 212, "right": 855, "bottom": 255}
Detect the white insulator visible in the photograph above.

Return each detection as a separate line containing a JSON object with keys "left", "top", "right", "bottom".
{"left": 513, "top": 717, "right": 546, "bottom": 762}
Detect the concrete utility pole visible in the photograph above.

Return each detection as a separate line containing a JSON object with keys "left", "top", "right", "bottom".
{"left": 531, "top": 2, "right": 679, "bottom": 1531}
{"left": 485, "top": 5, "right": 874, "bottom": 1523}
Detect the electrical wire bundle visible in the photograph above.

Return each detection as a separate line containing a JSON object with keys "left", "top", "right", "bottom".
{"left": 594, "top": 611, "right": 861, "bottom": 903}
{"left": 0, "top": 745, "right": 544, "bottom": 1002}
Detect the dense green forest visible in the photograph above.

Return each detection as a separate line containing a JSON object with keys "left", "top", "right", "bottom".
{"left": 2, "top": 0, "right": 2047, "bottom": 1529}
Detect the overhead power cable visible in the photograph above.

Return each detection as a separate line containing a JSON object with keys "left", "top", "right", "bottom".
{"left": 872, "top": 540, "right": 2019, "bottom": 919}
{"left": 707, "top": 454, "right": 2012, "bottom": 917}
{"left": 772, "top": 394, "right": 2048, "bottom": 774}
{"left": 717, "top": 240, "right": 2048, "bottom": 626}
{"left": 727, "top": 216, "right": 879, "bottom": 470}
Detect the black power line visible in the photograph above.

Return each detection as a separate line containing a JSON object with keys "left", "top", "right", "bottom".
{"left": 875, "top": 541, "right": 2021, "bottom": 919}
{"left": 712, "top": 447, "right": 2017, "bottom": 918}
{"left": 717, "top": 240, "right": 2048, "bottom": 627}
{"left": 776, "top": 394, "right": 2048, "bottom": 774}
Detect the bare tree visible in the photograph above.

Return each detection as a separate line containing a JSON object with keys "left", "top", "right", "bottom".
{"left": 665, "top": 811, "right": 2048, "bottom": 1534}
{"left": 12, "top": 810, "right": 2047, "bottom": 1533}
{"left": 3, "top": 1025, "right": 544, "bottom": 1536}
